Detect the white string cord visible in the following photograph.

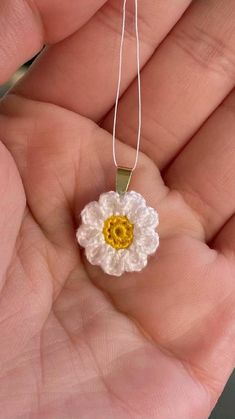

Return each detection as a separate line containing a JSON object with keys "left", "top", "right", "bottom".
{"left": 112, "top": 0, "right": 142, "bottom": 171}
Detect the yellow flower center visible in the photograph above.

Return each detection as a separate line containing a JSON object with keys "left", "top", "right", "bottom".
{"left": 103, "top": 215, "right": 134, "bottom": 250}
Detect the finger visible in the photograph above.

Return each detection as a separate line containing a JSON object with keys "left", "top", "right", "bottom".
{"left": 0, "top": 0, "right": 108, "bottom": 83}
{"left": 0, "top": 142, "right": 25, "bottom": 287}
{"left": 33, "top": 0, "right": 108, "bottom": 43}
{"left": 213, "top": 214, "right": 235, "bottom": 258}
{"left": 15, "top": 0, "right": 192, "bottom": 121}
{"left": 102, "top": 0, "right": 235, "bottom": 169}
{"left": 164, "top": 89, "right": 235, "bottom": 241}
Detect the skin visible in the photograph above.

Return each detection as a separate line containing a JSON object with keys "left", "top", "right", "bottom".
{"left": 0, "top": 0, "right": 235, "bottom": 417}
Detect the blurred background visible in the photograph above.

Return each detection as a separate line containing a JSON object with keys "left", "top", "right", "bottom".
{"left": 0, "top": 62, "right": 234, "bottom": 419}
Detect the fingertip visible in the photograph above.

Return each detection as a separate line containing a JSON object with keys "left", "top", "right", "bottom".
{"left": 0, "top": 0, "right": 44, "bottom": 84}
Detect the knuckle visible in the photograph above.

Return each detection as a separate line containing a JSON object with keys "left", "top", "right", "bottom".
{"left": 96, "top": 2, "right": 156, "bottom": 48}
{"left": 172, "top": 24, "right": 235, "bottom": 80}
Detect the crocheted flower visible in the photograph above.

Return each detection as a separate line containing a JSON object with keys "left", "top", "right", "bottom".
{"left": 76, "top": 191, "right": 159, "bottom": 276}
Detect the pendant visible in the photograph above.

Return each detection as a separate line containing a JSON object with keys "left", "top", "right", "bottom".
{"left": 76, "top": 168, "right": 159, "bottom": 276}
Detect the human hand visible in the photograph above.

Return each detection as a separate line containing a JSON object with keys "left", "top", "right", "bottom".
{"left": 0, "top": 1, "right": 235, "bottom": 418}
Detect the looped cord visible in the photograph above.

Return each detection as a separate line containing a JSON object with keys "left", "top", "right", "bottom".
{"left": 112, "top": 0, "right": 141, "bottom": 171}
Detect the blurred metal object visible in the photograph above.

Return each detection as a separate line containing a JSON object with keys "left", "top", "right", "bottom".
{"left": 0, "top": 66, "right": 27, "bottom": 97}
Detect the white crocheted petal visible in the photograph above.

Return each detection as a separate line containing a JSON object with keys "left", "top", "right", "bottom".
{"left": 120, "top": 191, "right": 146, "bottom": 219}
{"left": 99, "top": 191, "right": 121, "bottom": 217}
{"left": 85, "top": 241, "right": 108, "bottom": 266}
{"left": 132, "top": 206, "right": 159, "bottom": 229}
{"left": 81, "top": 201, "right": 104, "bottom": 228}
{"left": 76, "top": 224, "right": 102, "bottom": 248}
{"left": 100, "top": 248, "right": 126, "bottom": 277}
{"left": 134, "top": 229, "right": 159, "bottom": 255}
{"left": 124, "top": 247, "right": 148, "bottom": 272}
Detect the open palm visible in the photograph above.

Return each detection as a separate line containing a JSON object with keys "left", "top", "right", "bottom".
{"left": 0, "top": 1, "right": 235, "bottom": 418}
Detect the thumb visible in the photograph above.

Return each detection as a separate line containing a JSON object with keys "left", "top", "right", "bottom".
{"left": 0, "top": 0, "right": 108, "bottom": 84}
